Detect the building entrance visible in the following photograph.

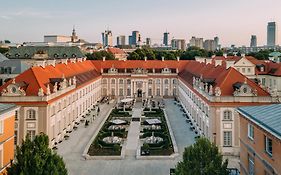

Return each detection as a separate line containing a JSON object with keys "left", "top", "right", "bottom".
{"left": 137, "top": 89, "right": 142, "bottom": 97}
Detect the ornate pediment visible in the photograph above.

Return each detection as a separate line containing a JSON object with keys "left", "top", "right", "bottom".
{"left": 233, "top": 82, "right": 257, "bottom": 97}
{"left": 162, "top": 68, "right": 171, "bottom": 74}
{"left": 132, "top": 68, "right": 147, "bottom": 74}
{"left": 2, "top": 83, "right": 26, "bottom": 96}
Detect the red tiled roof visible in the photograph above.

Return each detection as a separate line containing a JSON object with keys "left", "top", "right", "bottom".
{"left": 179, "top": 61, "right": 270, "bottom": 96}
{"left": 0, "top": 61, "right": 100, "bottom": 96}
{"left": 107, "top": 48, "right": 126, "bottom": 55}
{"left": 91, "top": 60, "right": 189, "bottom": 72}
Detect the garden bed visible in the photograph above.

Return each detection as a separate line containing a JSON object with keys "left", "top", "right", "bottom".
{"left": 87, "top": 109, "right": 130, "bottom": 156}
{"left": 140, "top": 109, "right": 174, "bottom": 156}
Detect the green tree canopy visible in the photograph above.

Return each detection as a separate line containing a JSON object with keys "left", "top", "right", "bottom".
{"left": 175, "top": 138, "right": 228, "bottom": 175}
{"left": 7, "top": 133, "right": 67, "bottom": 175}
{"left": 86, "top": 50, "right": 115, "bottom": 60}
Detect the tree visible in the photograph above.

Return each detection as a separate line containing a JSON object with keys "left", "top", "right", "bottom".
{"left": 0, "top": 47, "right": 9, "bottom": 54}
{"left": 7, "top": 133, "right": 67, "bottom": 175}
{"left": 175, "top": 138, "right": 228, "bottom": 175}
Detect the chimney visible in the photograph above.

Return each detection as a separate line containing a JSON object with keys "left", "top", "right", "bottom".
{"left": 241, "top": 53, "right": 246, "bottom": 57}
{"left": 223, "top": 53, "right": 227, "bottom": 58}
{"left": 205, "top": 59, "right": 212, "bottom": 64}
{"left": 226, "top": 60, "right": 235, "bottom": 69}
{"left": 211, "top": 55, "right": 216, "bottom": 58}
{"left": 215, "top": 60, "right": 222, "bottom": 66}
{"left": 177, "top": 56, "right": 180, "bottom": 61}
{"left": 162, "top": 56, "right": 164, "bottom": 61}
{"left": 77, "top": 58, "right": 83, "bottom": 62}
{"left": 61, "top": 59, "right": 68, "bottom": 65}
{"left": 144, "top": 56, "right": 147, "bottom": 61}
{"left": 103, "top": 56, "right": 106, "bottom": 61}
{"left": 47, "top": 60, "right": 56, "bottom": 67}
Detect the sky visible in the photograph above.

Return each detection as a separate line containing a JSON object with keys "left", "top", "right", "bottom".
{"left": 0, "top": 0, "right": 280, "bottom": 47}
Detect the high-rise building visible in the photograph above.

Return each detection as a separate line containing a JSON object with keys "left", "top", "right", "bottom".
{"left": 117, "top": 35, "right": 126, "bottom": 46}
{"left": 163, "top": 32, "right": 169, "bottom": 46}
{"left": 214, "top": 36, "right": 219, "bottom": 50}
{"left": 171, "top": 39, "right": 186, "bottom": 50}
{"left": 102, "top": 30, "right": 113, "bottom": 47}
{"left": 203, "top": 40, "right": 216, "bottom": 51}
{"left": 189, "top": 36, "right": 204, "bottom": 49}
{"left": 146, "top": 38, "right": 151, "bottom": 46}
{"left": 128, "top": 35, "right": 133, "bottom": 45}
{"left": 131, "top": 31, "right": 140, "bottom": 46}
{"left": 267, "top": 22, "right": 277, "bottom": 47}
{"left": 250, "top": 35, "right": 257, "bottom": 47}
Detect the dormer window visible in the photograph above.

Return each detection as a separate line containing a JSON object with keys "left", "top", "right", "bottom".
{"left": 15, "top": 53, "right": 20, "bottom": 58}
{"left": 5, "top": 53, "right": 10, "bottom": 58}
{"left": 72, "top": 54, "right": 76, "bottom": 58}
{"left": 260, "top": 67, "right": 264, "bottom": 72}
{"left": 24, "top": 53, "right": 29, "bottom": 58}
{"left": 54, "top": 54, "right": 59, "bottom": 58}
{"left": 63, "top": 54, "right": 67, "bottom": 58}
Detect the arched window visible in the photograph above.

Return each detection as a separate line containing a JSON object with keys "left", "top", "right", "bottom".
{"left": 223, "top": 110, "right": 232, "bottom": 120}
{"left": 164, "top": 79, "right": 169, "bottom": 84}
{"left": 148, "top": 79, "right": 153, "bottom": 84}
{"left": 26, "top": 109, "right": 36, "bottom": 120}
{"left": 172, "top": 79, "right": 177, "bottom": 84}
{"left": 111, "top": 79, "right": 115, "bottom": 84}
{"left": 156, "top": 79, "right": 161, "bottom": 84}
{"left": 127, "top": 79, "right": 131, "bottom": 84}
{"left": 119, "top": 79, "right": 123, "bottom": 84}
{"left": 102, "top": 79, "right": 107, "bottom": 84}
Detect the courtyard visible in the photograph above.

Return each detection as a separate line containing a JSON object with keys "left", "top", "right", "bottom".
{"left": 57, "top": 99, "right": 196, "bottom": 175}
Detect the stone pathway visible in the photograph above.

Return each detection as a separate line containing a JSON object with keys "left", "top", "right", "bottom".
{"left": 57, "top": 99, "right": 196, "bottom": 175}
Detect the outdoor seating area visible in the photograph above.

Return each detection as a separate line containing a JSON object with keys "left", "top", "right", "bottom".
{"left": 52, "top": 104, "right": 99, "bottom": 150}
{"left": 174, "top": 98, "right": 201, "bottom": 138}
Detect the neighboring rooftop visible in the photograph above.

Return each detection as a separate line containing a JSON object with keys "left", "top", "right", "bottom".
{"left": 0, "top": 59, "right": 29, "bottom": 74}
{"left": 5, "top": 46, "right": 85, "bottom": 59}
{"left": 0, "top": 53, "right": 8, "bottom": 62}
{"left": 237, "top": 104, "right": 281, "bottom": 140}
{"left": 0, "top": 103, "right": 17, "bottom": 115}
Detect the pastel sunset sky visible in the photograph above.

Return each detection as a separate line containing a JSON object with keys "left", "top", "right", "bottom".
{"left": 0, "top": 0, "right": 280, "bottom": 47}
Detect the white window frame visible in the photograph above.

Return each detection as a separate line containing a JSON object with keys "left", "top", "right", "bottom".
{"left": 248, "top": 123, "right": 254, "bottom": 140}
{"left": 223, "top": 131, "right": 232, "bottom": 147}
{"left": 265, "top": 136, "right": 273, "bottom": 156}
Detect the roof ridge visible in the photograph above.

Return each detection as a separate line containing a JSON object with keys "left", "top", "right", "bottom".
{"left": 30, "top": 67, "right": 44, "bottom": 92}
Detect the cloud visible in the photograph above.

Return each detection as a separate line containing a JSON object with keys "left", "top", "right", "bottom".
{"left": 0, "top": 9, "right": 54, "bottom": 20}
{"left": 0, "top": 15, "right": 12, "bottom": 20}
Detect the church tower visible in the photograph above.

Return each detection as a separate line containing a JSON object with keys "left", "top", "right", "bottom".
{"left": 71, "top": 26, "right": 78, "bottom": 42}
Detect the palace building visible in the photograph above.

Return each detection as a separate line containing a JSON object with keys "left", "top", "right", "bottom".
{"left": 0, "top": 58, "right": 277, "bottom": 169}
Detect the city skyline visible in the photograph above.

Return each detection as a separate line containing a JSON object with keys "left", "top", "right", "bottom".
{"left": 0, "top": 0, "right": 281, "bottom": 46}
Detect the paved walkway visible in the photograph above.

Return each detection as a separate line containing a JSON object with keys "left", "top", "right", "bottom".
{"left": 57, "top": 99, "right": 196, "bottom": 175}
{"left": 125, "top": 102, "right": 141, "bottom": 157}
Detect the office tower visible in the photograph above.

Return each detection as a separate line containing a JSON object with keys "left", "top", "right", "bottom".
{"left": 189, "top": 36, "right": 204, "bottom": 49}
{"left": 146, "top": 38, "right": 151, "bottom": 46}
{"left": 250, "top": 35, "right": 257, "bottom": 47}
{"left": 132, "top": 31, "right": 140, "bottom": 45}
{"left": 267, "top": 22, "right": 277, "bottom": 46}
{"left": 117, "top": 35, "right": 126, "bottom": 46}
{"left": 171, "top": 39, "right": 186, "bottom": 50}
{"left": 203, "top": 40, "right": 216, "bottom": 51}
{"left": 128, "top": 35, "right": 133, "bottom": 45}
{"left": 214, "top": 36, "right": 219, "bottom": 50}
{"left": 163, "top": 32, "right": 169, "bottom": 46}
{"left": 102, "top": 30, "right": 113, "bottom": 47}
